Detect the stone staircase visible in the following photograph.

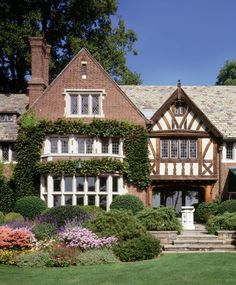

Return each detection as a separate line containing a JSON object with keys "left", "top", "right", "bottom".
{"left": 164, "top": 224, "right": 235, "bottom": 253}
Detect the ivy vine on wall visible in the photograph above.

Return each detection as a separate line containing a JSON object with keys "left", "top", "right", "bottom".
{"left": 13, "top": 116, "right": 151, "bottom": 198}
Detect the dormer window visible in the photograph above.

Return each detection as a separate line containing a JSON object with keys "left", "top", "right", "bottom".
{"left": 65, "top": 89, "right": 105, "bottom": 117}
{"left": 0, "top": 113, "right": 14, "bottom": 122}
{"left": 81, "top": 61, "right": 87, "bottom": 79}
{"left": 174, "top": 101, "right": 185, "bottom": 116}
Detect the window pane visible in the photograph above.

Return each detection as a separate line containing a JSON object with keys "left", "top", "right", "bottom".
{"left": 88, "top": 177, "right": 95, "bottom": 192}
{"left": 43, "top": 176, "right": 47, "bottom": 193}
{"left": 81, "top": 95, "right": 89, "bottom": 114}
{"left": 64, "top": 176, "right": 73, "bottom": 192}
{"left": 82, "top": 64, "right": 87, "bottom": 76}
{"left": 0, "top": 114, "right": 5, "bottom": 121}
{"left": 70, "top": 96, "right": 78, "bottom": 115}
{"left": 2, "top": 144, "right": 9, "bottom": 161}
{"left": 86, "top": 138, "right": 93, "bottom": 153}
{"left": 226, "top": 142, "right": 234, "bottom": 159}
{"left": 189, "top": 140, "right": 197, "bottom": 159}
{"left": 112, "top": 138, "right": 119, "bottom": 154}
{"left": 11, "top": 144, "right": 17, "bottom": 161}
{"left": 161, "top": 140, "right": 169, "bottom": 158}
{"left": 88, "top": 195, "right": 96, "bottom": 205}
{"left": 65, "top": 195, "right": 73, "bottom": 205}
{"left": 50, "top": 137, "right": 58, "bottom": 153}
{"left": 61, "top": 138, "right": 69, "bottom": 153}
{"left": 170, "top": 140, "right": 178, "bottom": 158}
{"left": 113, "top": 177, "right": 118, "bottom": 192}
{"left": 99, "top": 195, "right": 107, "bottom": 210}
{"left": 180, "top": 140, "right": 188, "bottom": 158}
{"left": 92, "top": 95, "right": 99, "bottom": 115}
{"left": 53, "top": 195, "right": 61, "bottom": 206}
{"left": 76, "top": 195, "right": 84, "bottom": 205}
{"left": 101, "top": 138, "right": 109, "bottom": 153}
{"left": 76, "top": 176, "right": 84, "bottom": 192}
{"left": 78, "top": 138, "right": 85, "bottom": 153}
{"left": 53, "top": 176, "right": 62, "bottom": 192}
{"left": 99, "top": 177, "right": 107, "bottom": 192}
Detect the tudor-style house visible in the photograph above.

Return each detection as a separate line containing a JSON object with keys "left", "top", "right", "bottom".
{"left": 1, "top": 37, "right": 236, "bottom": 211}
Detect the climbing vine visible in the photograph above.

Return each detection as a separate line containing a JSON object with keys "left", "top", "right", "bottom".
{"left": 14, "top": 116, "right": 151, "bottom": 198}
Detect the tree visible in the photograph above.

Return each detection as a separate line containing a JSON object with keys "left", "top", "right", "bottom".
{"left": 0, "top": 0, "right": 141, "bottom": 93}
{"left": 216, "top": 60, "right": 236, "bottom": 85}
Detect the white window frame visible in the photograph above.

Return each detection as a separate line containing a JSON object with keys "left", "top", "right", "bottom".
{"left": 0, "top": 143, "right": 17, "bottom": 163}
{"left": 223, "top": 142, "right": 236, "bottom": 162}
{"left": 41, "top": 175, "right": 126, "bottom": 211}
{"left": 64, "top": 89, "right": 106, "bottom": 118}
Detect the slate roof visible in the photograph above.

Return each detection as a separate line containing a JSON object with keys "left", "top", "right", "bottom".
{"left": 120, "top": 85, "right": 236, "bottom": 138}
{"left": 0, "top": 94, "right": 28, "bottom": 141}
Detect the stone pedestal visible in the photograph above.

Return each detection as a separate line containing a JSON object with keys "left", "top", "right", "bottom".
{"left": 181, "top": 206, "right": 195, "bottom": 230}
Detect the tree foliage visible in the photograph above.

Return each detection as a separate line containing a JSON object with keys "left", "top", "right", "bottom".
{"left": 216, "top": 60, "right": 236, "bottom": 85}
{"left": 0, "top": 0, "right": 141, "bottom": 93}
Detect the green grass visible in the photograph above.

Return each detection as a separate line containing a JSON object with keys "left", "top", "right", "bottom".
{"left": 1, "top": 253, "right": 236, "bottom": 285}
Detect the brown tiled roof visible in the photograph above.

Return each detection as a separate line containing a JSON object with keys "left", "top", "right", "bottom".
{"left": 120, "top": 85, "right": 236, "bottom": 138}
{"left": 0, "top": 94, "right": 28, "bottom": 141}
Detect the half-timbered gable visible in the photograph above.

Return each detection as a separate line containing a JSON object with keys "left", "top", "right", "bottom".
{"left": 147, "top": 84, "right": 222, "bottom": 182}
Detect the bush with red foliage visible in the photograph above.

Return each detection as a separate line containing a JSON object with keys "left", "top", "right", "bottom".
{"left": 0, "top": 226, "right": 35, "bottom": 250}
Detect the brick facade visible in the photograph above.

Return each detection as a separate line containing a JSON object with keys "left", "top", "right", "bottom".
{"left": 1, "top": 37, "right": 236, "bottom": 209}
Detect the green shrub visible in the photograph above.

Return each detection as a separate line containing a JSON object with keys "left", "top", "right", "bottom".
{"left": 0, "top": 212, "right": 4, "bottom": 225}
{"left": 79, "top": 205, "right": 104, "bottom": 220}
{"left": 41, "top": 205, "right": 89, "bottom": 227}
{"left": 110, "top": 194, "right": 144, "bottom": 214}
{"left": 113, "top": 233, "right": 161, "bottom": 262}
{"left": 77, "top": 248, "right": 119, "bottom": 265}
{"left": 33, "top": 222, "right": 57, "bottom": 241}
{"left": 0, "top": 178, "right": 16, "bottom": 213}
{"left": 4, "top": 212, "right": 24, "bottom": 223}
{"left": 136, "top": 207, "right": 181, "bottom": 232}
{"left": 195, "top": 202, "right": 218, "bottom": 223}
{"left": 16, "top": 251, "right": 49, "bottom": 267}
{"left": 89, "top": 210, "right": 146, "bottom": 241}
{"left": 14, "top": 196, "right": 47, "bottom": 219}
{"left": 206, "top": 212, "right": 236, "bottom": 234}
{"left": 217, "top": 200, "right": 236, "bottom": 215}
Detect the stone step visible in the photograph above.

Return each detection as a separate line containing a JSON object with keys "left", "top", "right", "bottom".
{"left": 181, "top": 230, "right": 208, "bottom": 235}
{"left": 164, "top": 244, "right": 235, "bottom": 252}
{"left": 177, "top": 234, "right": 218, "bottom": 240}
{"left": 174, "top": 240, "right": 224, "bottom": 245}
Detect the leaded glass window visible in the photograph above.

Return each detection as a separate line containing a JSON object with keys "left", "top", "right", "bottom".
{"left": 78, "top": 138, "right": 85, "bottom": 153}
{"left": 189, "top": 140, "right": 197, "bottom": 159}
{"left": 161, "top": 139, "right": 169, "bottom": 158}
{"left": 70, "top": 96, "right": 78, "bottom": 114}
{"left": 170, "top": 139, "right": 178, "bottom": 158}
{"left": 180, "top": 140, "right": 188, "bottom": 158}
{"left": 112, "top": 138, "right": 119, "bottom": 154}
{"left": 86, "top": 138, "right": 93, "bottom": 153}
{"left": 50, "top": 137, "right": 58, "bottom": 153}
{"left": 61, "top": 138, "right": 69, "bottom": 153}
{"left": 226, "top": 142, "right": 234, "bottom": 160}
{"left": 92, "top": 95, "right": 100, "bottom": 115}
{"left": 101, "top": 138, "right": 109, "bottom": 153}
{"left": 81, "top": 95, "right": 89, "bottom": 114}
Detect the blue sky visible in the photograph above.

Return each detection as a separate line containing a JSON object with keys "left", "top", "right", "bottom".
{"left": 117, "top": 0, "right": 236, "bottom": 85}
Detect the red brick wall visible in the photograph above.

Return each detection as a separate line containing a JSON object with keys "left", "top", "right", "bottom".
{"left": 127, "top": 184, "right": 148, "bottom": 206}
{"left": 30, "top": 49, "right": 146, "bottom": 127}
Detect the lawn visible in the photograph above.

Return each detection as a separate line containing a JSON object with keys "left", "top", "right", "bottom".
{"left": 1, "top": 253, "right": 236, "bottom": 285}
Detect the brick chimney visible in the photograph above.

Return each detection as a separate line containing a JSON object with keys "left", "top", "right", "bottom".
{"left": 28, "top": 37, "right": 51, "bottom": 106}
